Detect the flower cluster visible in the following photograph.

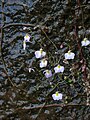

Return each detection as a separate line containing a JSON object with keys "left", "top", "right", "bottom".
{"left": 35, "top": 48, "right": 65, "bottom": 78}
{"left": 23, "top": 34, "right": 89, "bottom": 101}
{"left": 34, "top": 47, "right": 76, "bottom": 100}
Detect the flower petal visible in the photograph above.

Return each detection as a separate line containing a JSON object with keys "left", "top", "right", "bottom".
{"left": 70, "top": 53, "right": 75, "bottom": 59}
{"left": 23, "top": 41, "right": 26, "bottom": 50}
{"left": 58, "top": 93, "right": 63, "bottom": 99}
{"left": 42, "top": 51, "right": 46, "bottom": 57}
{"left": 86, "top": 40, "right": 90, "bottom": 46}
{"left": 65, "top": 53, "right": 70, "bottom": 59}
{"left": 52, "top": 94, "right": 56, "bottom": 100}
{"left": 60, "top": 66, "right": 64, "bottom": 72}
{"left": 81, "top": 41, "right": 85, "bottom": 46}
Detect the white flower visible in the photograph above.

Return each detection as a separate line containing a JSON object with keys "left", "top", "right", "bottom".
{"left": 44, "top": 70, "right": 52, "bottom": 78}
{"left": 35, "top": 48, "right": 46, "bottom": 59}
{"left": 23, "top": 40, "right": 26, "bottom": 50}
{"left": 65, "top": 50, "right": 75, "bottom": 60}
{"left": 54, "top": 65, "right": 64, "bottom": 73}
{"left": 52, "top": 91, "right": 63, "bottom": 100}
{"left": 24, "top": 34, "right": 31, "bottom": 42}
{"left": 81, "top": 38, "right": 90, "bottom": 46}
{"left": 40, "top": 59, "right": 47, "bottom": 68}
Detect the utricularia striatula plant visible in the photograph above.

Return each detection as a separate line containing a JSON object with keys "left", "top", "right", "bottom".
{"left": 23, "top": 33, "right": 90, "bottom": 101}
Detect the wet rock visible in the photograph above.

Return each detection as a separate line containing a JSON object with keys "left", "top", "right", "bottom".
{"left": 0, "top": 0, "right": 90, "bottom": 119}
